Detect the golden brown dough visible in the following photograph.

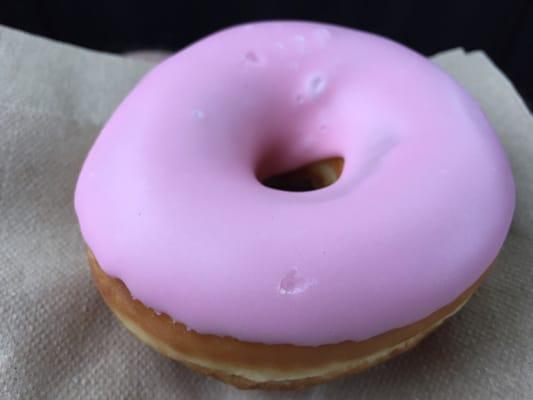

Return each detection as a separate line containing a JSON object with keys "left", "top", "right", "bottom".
{"left": 89, "top": 250, "right": 488, "bottom": 390}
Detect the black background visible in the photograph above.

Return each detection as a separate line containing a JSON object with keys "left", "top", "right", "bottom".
{"left": 3, "top": 0, "right": 533, "bottom": 102}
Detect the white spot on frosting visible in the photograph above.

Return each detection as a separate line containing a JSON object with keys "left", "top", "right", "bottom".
{"left": 279, "top": 268, "right": 317, "bottom": 295}
{"left": 293, "top": 34, "right": 305, "bottom": 43}
{"left": 300, "top": 132, "right": 317, "bottom": 148}
{"left": 295, "top": 74, "right": 327, "bottom": 104}
{"left": 293, "top": 35, "right": 307, "bottom": 53}
{"left": 275, "top": 42, "right": 284, "bottom": 49}
{"left": 313, "top": 28, "right": 332, "bottom": 44}
{"left": 192, "top": 109, "right": 205, "bottom": 120}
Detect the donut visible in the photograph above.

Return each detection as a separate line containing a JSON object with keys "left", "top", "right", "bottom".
{"left": 75, "top": 21, "right": 515, "bottom": 389}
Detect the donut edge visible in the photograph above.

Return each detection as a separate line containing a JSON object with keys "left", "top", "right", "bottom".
{"left": 88, "top": 249, "right": 487, "bottom": 390}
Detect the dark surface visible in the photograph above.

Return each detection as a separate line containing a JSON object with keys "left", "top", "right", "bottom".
{"left": 2, "top": 0, "right": 533, "bottom": 102}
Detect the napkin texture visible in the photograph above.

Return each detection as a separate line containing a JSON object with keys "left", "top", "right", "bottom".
{"left": 0, "top": 25, "right": 532, "bottom": 399}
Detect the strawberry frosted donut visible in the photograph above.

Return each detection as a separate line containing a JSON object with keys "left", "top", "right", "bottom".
{"left": 75, "top": 21, "right": 515, "bottom": 389}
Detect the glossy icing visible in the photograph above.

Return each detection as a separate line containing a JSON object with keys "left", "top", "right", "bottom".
{"left": 75, "top": 22, "right": 515, "bottom": 346}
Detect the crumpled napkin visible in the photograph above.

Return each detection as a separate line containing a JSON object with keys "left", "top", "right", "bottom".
{"left": 0, "top": 24, "right": 532, "bottom": 400}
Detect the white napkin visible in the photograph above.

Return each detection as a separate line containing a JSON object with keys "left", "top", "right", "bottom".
{"left": 1, "top": 25, "right": 532, "bottom": 399}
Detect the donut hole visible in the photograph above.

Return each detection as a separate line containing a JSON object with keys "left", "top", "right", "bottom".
{"left": 259, "top": 157, "right": 344, "bottom": 192}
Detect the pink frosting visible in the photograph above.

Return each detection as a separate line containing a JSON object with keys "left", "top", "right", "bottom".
{"left": 75, "top": 22, "right": 515, "bottom": 346}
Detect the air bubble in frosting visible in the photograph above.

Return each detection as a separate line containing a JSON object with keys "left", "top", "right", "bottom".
{"left": 308, "top": 74, "right": 326, "bottom": 97}
{"left": 279, "top": 268, "right": 317, "bottom": 295}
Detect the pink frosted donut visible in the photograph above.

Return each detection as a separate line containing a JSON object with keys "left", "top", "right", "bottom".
{"left": 76, "top": 21, "right": 515, "bottom": 388}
